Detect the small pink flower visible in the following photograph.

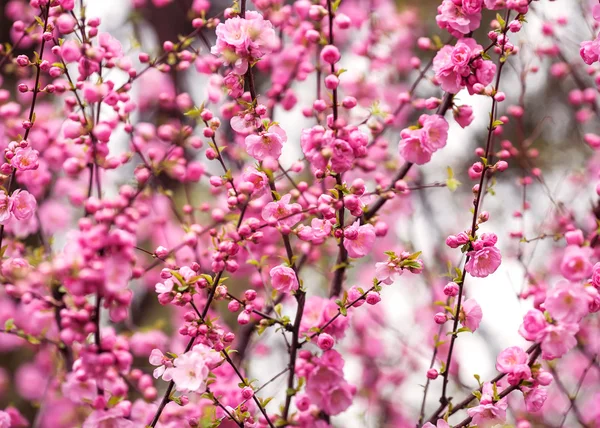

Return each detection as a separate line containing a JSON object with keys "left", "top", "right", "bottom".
{"left": 519, "top": 309, "right": 547, "bottom": 341}
{"left": 545, "top": 281, "right": 590, "bottom": 323}
{"left": 0, "top": 191, "right": 13, "bottom": 224}
{"left": 524, "top": 387, "right": 547, "bottom": 412}
{"left": 245, "top": 127, "right": 287, "bottom": 161}
{"left": 423, "top": 420, "right": 450, "bottom": 428}
{"left": 399, "top": 129, "right": 432, "bottom": 165}
{"left": 460, "top": 298, "right": 482, "bottom": 332}
{"left": 465, "top": 246, "right": 502, "bottom": 278}
{"left": 262, "top": 193, "right": 302, "bottom": 227}
{"left": 495, "top": 346, "right": 531, "bottom": 385}
{"left": 10, "top": 147, "right": 39, "bottom": 171}
{"left": 539, "top": 322, "right": 579, "bottom": 360}
{"left": 11, "top": 189, "right": 37, "bottom": 221}
{"left": 343, "top": 221, "right": 376, "bottom": 259}
{"left": 560, "top": 245, "right": 593, "bottom": 282}
{"left": 269, "top": 264, "right": 299, "bottom": 293}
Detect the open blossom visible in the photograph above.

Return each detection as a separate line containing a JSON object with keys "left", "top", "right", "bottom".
{"left": 297, "top": 218, "right": 333, "bottom": 244}
{"left": 149, "top": 348, "right": 171, "bottom": 380}
{"left": 10, "top": 147, "right": 39, "bottom": 171}
{"left": 524, "top": 387, "right": 548, "bottom": 412}
{"left": 262, "top": 193, "right": 302, "bottom": 227}
{"left": 300, "top": 296, "right": 350, "bottom": 339}
{"left": 165, "top": 344, "right": 220, "bottom": 392}
{"left": 544, "top": 281, "right": 590, "bottom": 323}
{"left": 519, "top": 309, "right": 547, "bottom": 341}
{"left": 436, "top": 0, "right": 482, "bottom": 37}
{"left": 465, "top": 245, "right": 501, "bottom": 278}
{"left": 539, "top": 322, "right": 579, "bottom": 360}
{"left": 496, "top": 346, "right": 531, "bottom": 385}
{"left": 467, "top": 382, "right": 508, "bottom": 427}
{"left": 305, "top": 350, "right": 356, "bottom": 415}
{"left": 0, "top": 191, "right": 12, "bottom": 224}
{"left": 212, "top": 11, "right": 278, "bottom": 74}
{"left": 83, "top": 408, "right": 135, "bottom": 428}
{"left": 422, "top": 420, "right": 450, "bottom": 428}
{"left": 270, "top": 264, "right": 299, "bottom": 293}
{"left": 433, "top": 38, "right": 496, "bottom": 94}
{"left": 559, "top": 245, "right": 593, "bottom": 282}
{"left": 245, "top": 126, "right": 287, "bottom": 161}
{"left": 398, "top": 114, "right": 449, "bottom": 165}
{"left": 460, "top": 298, "right": 482, "bottom": 332}
{"left": 11, "top": 190, "right": 37, "bottom": 221}
{"left": 343, "top": 221, "right": 376, "bottom": 259}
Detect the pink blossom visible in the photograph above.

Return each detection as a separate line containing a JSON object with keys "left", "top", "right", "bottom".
{"left": 11, "top": 189, "right": 37, "bottom": 221}
{"left": 297, "top": 218, "right": 333, "bottom": 244}
{"left": 524, "top": 387, "right": 547, "bottom": 412}
{"left": 262, "top": 193, "right": 302, "bottom": 227}
{"left": 519, "top": 309, "right": 547, "bottom": 341}
{"left": 436, "top": 0, "right": 482, "bottom": 37}
{"left": 269, "top": 264, "right": 299, "bottom": 293}
{"left": 460, "top": 298, "right": 482, "bottom": 332}
{"left": 0, "top": 191, "right": 12, "bottom": 224}
{"left": 544, "top": 281, "right": 590, "bottom": 323}
{"left": 245, "top": 127, "right": 287, "bottom": 161}
{"left": 165, "top": 344, "right": 220, "bottom": 392}
{"left": 560, "top": 245, "right": 593, "bottom": 282}
{"left": 83, "top": 408, "right": 135, "bottom": 428}
{"left": 343, "top": 221, "right": 376, "bottom": 259}
{"left": 10, "top": 147, "right": 39, "bottom": 171}
{"left": 539, "top": 323, "right": 579, "bottom": 360}
{"left": 467, "top": 382, "right": 508, "bottom": 427}
{"left": 399, "top": 129, "right": 432, "bottom": 165}
{"left": 423, "top": 420, "right": 450, "bottom": 428}
{"left": 465, "top": 246, "right": 502, "bottom": 278}
{"left": 496, "top": 346, "right": 531, "bottom": 385}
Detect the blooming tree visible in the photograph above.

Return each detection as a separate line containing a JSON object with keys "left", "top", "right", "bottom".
{"left": 0, "top": 0, "right": 599, "bottom": 427}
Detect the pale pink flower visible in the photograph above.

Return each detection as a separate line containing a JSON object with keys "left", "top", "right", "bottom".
{"left": 545, "top": 281, "right": 590, "bottom": 323}
{"left": 11, "top": 189, "right": 37, "bottom": 221}
{"left": 519, "top": 309, "right": 547, "bottom": 341}
{"left": 297, "top": 218, "right": 332, "bottom": 244}
{"left": 165, "top": 344, "right": 220, "bottom": 392}
{"left": 420, "top": 114, "right": 449, "bottom": 151}
{"left": 343, "top": 221, "right": 376, "bottom": 259}
{"left": 495, "top": 346, "right": 531, "bottom": 385}
{"left": 539, "top": 323, "right": 579, "bottom": 360}
{"left": 155, "top": 278, "right": 174, "bottom": 294}
{"left": 269, "top": 264, "right": 299, "bottom": 293}
{"left": 398, "top": 129, "right": 432, "bottom": 165}
{"left": 262, "top": 194, "right": 302, "bottom": 227}
{"left": 460, "top": 298, "right": 482, "bottom": 332}
{"left": 560, "top": 245, "right": 593, "bottom": 282}
{"left": 465, "top": 246, "right": 502, "bottom": 278}
{"left": 467, "top": 382, "right": 508, "bottom": 427}
{"left": 0, "top": 411, "right": 9, "bottom": 428}
{"left": 524, "top": 387, "right": 547, "bottom": 412}
{"left": 149, "top": 348, "right": 169, "bottom": 379}
{"left": 0, "top": 191, "right": 13, "bottom": 224}
{"left": 436, "top": 0, "right": 482, "bottom": 36}
{"left": 374, "top": 261, "right": 402, "bottom": 285}
{"left": 83, "top": 408, "right": 135, "bottom": 428}
{"left": 245, "top": 127, "right": 287, "bottom": 161}
{"left": 10, "top": 147, "right": 39, "bottom": 171}
{"left": 423, "top": 420, "right": 450, "bottom": 428}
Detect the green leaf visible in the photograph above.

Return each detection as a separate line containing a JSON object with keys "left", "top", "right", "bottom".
{"left": 4, "top": 319, "right": 14, "bottom": 331}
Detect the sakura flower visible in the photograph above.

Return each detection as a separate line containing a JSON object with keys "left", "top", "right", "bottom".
{"left": 270, "top": 264, "right": 299, "bottom": 293}
{"left": 460, "top": 298, "right": 482, "bottom": 332}
{"left": 465, "top": 246, "right": 502, "bottom": 278}
{"left": 544, "top": 281, "right": 590, "bottom": 323}
{"left": 262, "top": 193, "right": 302, "bottom": 227}
{"left": 83, "top": 408, "right": 135, "bottom": 428}
{"left": 495, "top": 346, "right": 531, "bottom": 385}
{"left": 11, "top": 189, "right": 37, "bottom": 221}
{"left": 343, "top": 221, "right": 376, "bottom": 259}
{"left": 10, "top": 147, "right": 39, "bottom": 171}
{"left": 524, "top": 387, "right": 548, "bottom": 412}
{"left": 0, "top": 191, "right": 13, "bottom": 224}
{"left": 560, "top": 245, "right": 593, "bottom": 282}
{"left": 539, "top": 322, "right": 579, "bottom": 360}
{"left": 245, "top": 126, "right": 287, "bottom": 161}
{"left": 423, "top": 420, "right": 450, "bottom": 428}
{"left": 436, "top": 0, "right": 482, "bottom": 37}
{"left": 297, "top": 218, "right": 332, "bottom": 244}
{"left": 519, "top": 309, "right": 547, "bottom": 341}
{"left": 166, "top": 344, "right": 220, "bottom": 392}
{"left": 149, "top": 348, "right": 170, "bottom": 380}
